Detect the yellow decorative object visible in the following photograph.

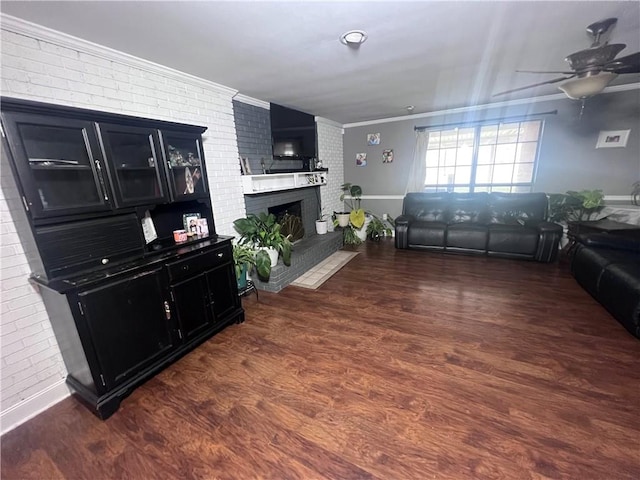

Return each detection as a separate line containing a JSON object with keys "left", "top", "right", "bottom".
{"left": 350, "top": 209, "right": 365, "bottom": 229}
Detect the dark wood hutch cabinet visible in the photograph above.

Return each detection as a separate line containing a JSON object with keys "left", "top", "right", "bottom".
{"left": 0, "top": 97, "right": 244, "bottom": 419}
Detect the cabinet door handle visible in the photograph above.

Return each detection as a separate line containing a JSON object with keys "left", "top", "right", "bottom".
{"left": 217, "top": 252, "right": 224, "bottom": 258}
{"left": 163, "top": 301, "right": 171, "bottom": 320}
{"left": 94, "top": 159, "right": 109, "bottom": 201}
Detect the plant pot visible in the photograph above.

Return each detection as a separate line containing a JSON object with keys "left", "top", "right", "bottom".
{"left": 354, "top": 215, "right": 372, "bottom": 241}
{"left": 262, "top": 247, "right": 279, "bottom": 267}
{"left": 236, "top": 263, "right": 248, "bottom": 289}
{"left": 336, "top": 212, "right": 350, "bottom": 228}
{"left": 315, "top": 220, "right": 328, "bottom": 235}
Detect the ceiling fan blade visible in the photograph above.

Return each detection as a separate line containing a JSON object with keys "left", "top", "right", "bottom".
{"left": 493, "top": 75, "right": 575, "bottom": 96}
{"left": 516, "top": 69, "right": 576, "bottom": 74}
{"left": 604, "top": 51, "right": 640, "bottom": 74}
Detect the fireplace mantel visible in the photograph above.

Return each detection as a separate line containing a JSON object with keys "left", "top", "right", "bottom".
{"left": 242, "top": 172, "right": 327, "bottom": 195}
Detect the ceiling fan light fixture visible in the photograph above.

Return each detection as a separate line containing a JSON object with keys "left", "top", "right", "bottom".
{"left": 340, "top": 30, "right": 368, "bottom": 46}
{"left": 558, "top": 72, "right": 618, "bottom": 99}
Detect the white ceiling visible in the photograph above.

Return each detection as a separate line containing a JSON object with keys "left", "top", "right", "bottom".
{"left": 1, "top": 1, "right": 639, "bottom": 124}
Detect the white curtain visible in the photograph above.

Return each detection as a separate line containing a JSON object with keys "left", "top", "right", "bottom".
{"left": 405, "top": 130, "right": 429, "bottom": 193}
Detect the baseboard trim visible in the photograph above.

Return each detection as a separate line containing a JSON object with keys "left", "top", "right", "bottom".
{"left": 0, "top": 379, "right": 70, "bottom": 436}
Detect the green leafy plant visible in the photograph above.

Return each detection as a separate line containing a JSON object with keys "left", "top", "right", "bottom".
{"left": 366, "top": 215, "right": 395, "bottom": 241}
{"left": 340, "top": 183, "right": 366, "bottom": 229}
{"left": 233, "top": 213, "right": 292, "bottom": 281}
{"left": 232, "top": 243, "right": 256, "bottom": 287}
{"left": 342, "top": 224, "right": 363, "bottom": 245}
{"left": 548, "top": 189, "right": 605, "bottom": 223}
{"left": 338, "top": 183, "right": 396, "bottom": 245}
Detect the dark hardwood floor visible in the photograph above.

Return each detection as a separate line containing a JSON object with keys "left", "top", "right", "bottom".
{"left": 2, "top": 240, "right": 639, "bottom": 479}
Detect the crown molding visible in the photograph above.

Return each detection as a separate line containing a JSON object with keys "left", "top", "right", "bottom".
{"left": 232, "top": 93, "right": 270, "bottom": 110}
{"left": 0, "top": 14, "right": 238, "bottom": 97}
{"left": 343, "top": 82, "right": 640, "bottom": 129}
{"left": 315, "top": 116, "right": 344, "bottom": 130}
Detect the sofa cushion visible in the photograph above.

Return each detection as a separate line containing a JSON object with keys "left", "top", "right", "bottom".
{"left": 403, "top": 193, "right": 450, "bottom": 222}
{"left": 446, "top": 224, "right": 488, "bottom": 251}
{"left": 487, "top": 224, "right": 538, "bottom": 256}
{"left": 487, "top": 192, "right": 547, "bottom": 225}
{"left": 448, "top": 193, "right": 490, "bottom": 224}
{"left": 408, "top": 221, "right": 447, "bottom": 248}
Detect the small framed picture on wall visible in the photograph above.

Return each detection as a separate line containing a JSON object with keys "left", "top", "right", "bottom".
{"left": 596, "top": 130, "right": 630, "bottom": 148}
{"left": 367, "top": 133, "right": 380, "bottom": 145}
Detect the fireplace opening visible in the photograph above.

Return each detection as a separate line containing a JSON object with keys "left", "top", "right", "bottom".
{"left": 269, "top": 201, "right": 304, "bottom": 242}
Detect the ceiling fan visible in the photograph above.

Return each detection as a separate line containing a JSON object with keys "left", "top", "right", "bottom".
{"left": 494, "top": 18, "right": 640, "bottom": 99}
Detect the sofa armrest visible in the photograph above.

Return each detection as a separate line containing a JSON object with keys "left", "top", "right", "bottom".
{"left": 534, "top": 221, "right": 563, "bottom": 262}
{"left": 577, "top": 233, "right": 640, "bottom": 253}
{"left": 394, "top": 215, "right": 415, "bottom": 249}
{"left": 535, "top": 221, "right": 563, "bottom": 235}
{"left": 395, "top": 214, "right": 414, "bottom": 226}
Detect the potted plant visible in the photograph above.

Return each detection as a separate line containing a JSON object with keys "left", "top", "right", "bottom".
{"left": 315, "top": 212, "right": 329, "bottom": 235}
{"left": 233, "top": 212, "right": 292, "bottom": 281}
{"left": 366, "top": 215, "right": 395, "bottom": 241}
{"left": 336, "top": 183, "right": 368, "bottom": 243}
{"left": 548, "top": 189, "right": 605, "bottom": 223}
{"left": 232, "top": 243, "right": 256, "bottom": 289}
{"left": 339, "top": 183, "right": 365, "bottom": 227}
{"left": 337, "top": 183, "right": 394, "bottom": 244}
{"left": 334, "top": 184, "right": 355, "bottom": 229}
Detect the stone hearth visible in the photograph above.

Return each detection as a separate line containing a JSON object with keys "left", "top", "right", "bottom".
{"left": 243, "top": 186, "right": 342, "bottom": 292}
{"left": 251, "top": 230, "right": 343, "bottom": 292}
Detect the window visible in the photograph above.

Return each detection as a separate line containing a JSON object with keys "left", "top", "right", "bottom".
{"left": 424, "top": 120, "right": 542, "bottom": 193}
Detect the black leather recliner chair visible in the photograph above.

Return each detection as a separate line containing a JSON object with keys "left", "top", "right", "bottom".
{"left": 571, "top": 233, "right": 640, "bottom": 339}
{"left": 395, "top": 192, "right": 562, "bottom": 263}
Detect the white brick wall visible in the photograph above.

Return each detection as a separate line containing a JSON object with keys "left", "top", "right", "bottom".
{"left": 317, "top": 118, "right": 345, "bottom": 227}
{"left": 0, "top": 18, "right": 246, "bottom": 430}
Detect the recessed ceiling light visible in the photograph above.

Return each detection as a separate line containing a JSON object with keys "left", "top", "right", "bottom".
{"left": 340, "top": 30, "right": 368, "bottom": 46}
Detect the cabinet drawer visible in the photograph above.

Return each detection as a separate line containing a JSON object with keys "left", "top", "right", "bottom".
{"left": 36, "top": 214, "right": 144, "bottom": 279}
{"left": 166, "top": 244, "right": 231, "bottom": 282}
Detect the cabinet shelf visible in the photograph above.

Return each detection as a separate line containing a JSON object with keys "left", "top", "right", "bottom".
{"left": 169, "top": 163, "right": 201, "bottom": 169}
{"left": 116, "top": 166, "right": 158, "bottom": 171}
{"left": 30, "top": 164, "right": 91, "bottom": 171}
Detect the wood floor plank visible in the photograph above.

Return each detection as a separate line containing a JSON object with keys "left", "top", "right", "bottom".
{"left": 2, "top": 239, "right": 639, "bottom": 479}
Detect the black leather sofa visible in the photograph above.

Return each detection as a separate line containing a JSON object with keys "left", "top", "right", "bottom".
{"left": 395, "top": 192, "right": 562, "bottom": 262}
{"left": 571, "top": 233, "right": 640, "bottom": 338}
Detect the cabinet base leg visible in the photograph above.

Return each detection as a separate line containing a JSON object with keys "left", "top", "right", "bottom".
{"left": 96, "top": 396, "right": 122, "bottom": 420}
{"left": 67, "top": 377, "right": 124, "bottom": 420}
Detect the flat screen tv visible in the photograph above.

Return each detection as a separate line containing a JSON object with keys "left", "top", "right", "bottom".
{"left": 272, "top": 138, "right": 303, "bottom": 157}
{"left": 271, "top": 103, "right": 316, "bottom": 159}
{"left": 272, "top": 129, "right": 316, "bottom": 159}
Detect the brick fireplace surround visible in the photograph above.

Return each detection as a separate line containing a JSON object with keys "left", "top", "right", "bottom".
{"left": 243, "top": 187, "right": 342, "bottom": 292}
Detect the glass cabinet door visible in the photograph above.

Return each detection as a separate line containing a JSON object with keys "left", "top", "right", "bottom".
{"left": 98, "top": 123, "right": 167, "bottom": 208}
{"left": 2, "top": 112, "right": 110, "bottom": 218}
{"left": 160, "top": 131, "right": 208, "bottom": 201}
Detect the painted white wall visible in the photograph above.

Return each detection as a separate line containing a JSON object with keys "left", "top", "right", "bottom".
{"left": 0, "top": 17, "right": 247, "bottom": 433}
{"left": 316, "top": 117, "right": 345, "bottom": 226}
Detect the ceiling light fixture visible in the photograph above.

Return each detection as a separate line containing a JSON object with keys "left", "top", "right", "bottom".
{"left": 340, "top": 30, "right": 368, "bottom": 47}
{"left": 558, "top": 71, "right": 618, "bottom": 99}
